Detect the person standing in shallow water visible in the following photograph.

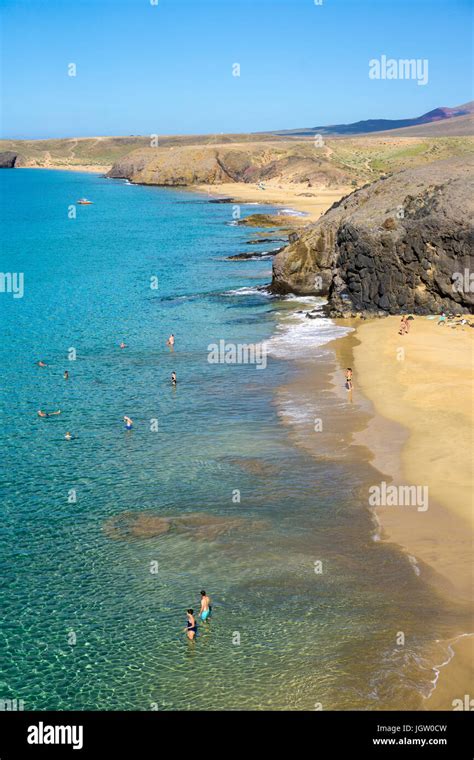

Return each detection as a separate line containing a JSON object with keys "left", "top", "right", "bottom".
{"left": 199, "top": 590, "right": 211, "bottom": 622}
{"left": 185, "top": 609, "right": 197, "bottom": 641}
{"left": 345, "top": 368, "right": 353, "bottom": 391}
{"left": 166, "top": 334, "right": 175, "bottom": 350}
{"left": 171, "top": 371, "right": 177, "bottom": 388}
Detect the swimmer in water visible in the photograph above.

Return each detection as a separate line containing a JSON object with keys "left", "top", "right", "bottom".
{"left": 345, "top": 368, "right": 353, "bottom": 391}
{"left": 119, "top": 341, "right": 127, "bottom": 349}
{"left": 37, "top": 410, "right": 61, "bottom": 418}
{"left": 37, "top": 361, "right": 48, "bottom": 368}
{"left": 166, "top": 334, "right": 175, "bottom": 349}
{"left": 123, "top": 415, "right": 133, "bottom": 430}
{"left": 171, "top": 371, "right": 177, "bottom": 387}
{"left": 63, "top": 370, "right": 69, "bottom": 380}
{"left": 199, "top": 590, "right": 212, "bottom": 622}
{"left": 184, "top": 609, "right": 197, "bottom": 641}
{"left": 65, "top": 432, "right": 72, "bottom": 440}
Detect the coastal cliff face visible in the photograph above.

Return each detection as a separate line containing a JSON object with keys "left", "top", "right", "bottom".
{"left": 0, "top": 151, "right": 24, "bottom": 168}
{"left": 107, "top": 143, "right": 349, "bottom": 186}
{"left": 272, "top": 156, "right": 474, "bottom": 315}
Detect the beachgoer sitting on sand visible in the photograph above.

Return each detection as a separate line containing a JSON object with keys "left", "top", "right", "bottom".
{"left": 438, "top": 313, "right": 446, "bottom": 326}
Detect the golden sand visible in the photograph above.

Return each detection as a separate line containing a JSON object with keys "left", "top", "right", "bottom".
{"left": 196, "top": 180, "right": 352, "bottom": 222}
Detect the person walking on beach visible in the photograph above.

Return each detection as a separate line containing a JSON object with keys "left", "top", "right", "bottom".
{"left": 184, "top": 609, "right": 197, "bottom": 641}
{"left": 199, "top": 590, "right": 212, "bottom": 622}
{"left": 171, "top": 371, "right": 177, "bottom": 387}
{"left": 166, "top": 334, "right": 175, "bottom": 350}
{"left": 345, "top": 368, "right": 353, "bottom": 391}
{"left": 123, "top": 415, "right": 133, "bottom": 430}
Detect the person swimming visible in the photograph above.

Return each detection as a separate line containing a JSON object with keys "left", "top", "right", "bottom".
{"left": 171, "top": 371, "right": 177, "bottom": 387}
{"left": 185, "top": 609, "right": 197, "bottom": 641}
{"left": 65, "top": 432, "right": 72, "bottom": 440}
{"left": 37, "top": 361, "right": 48, "bottom": 368}
{"left": 63, "top": 370, "right": 69, "bottom": 380}
{"left": 199, "top": 590, "right": 212, "bottom": 622}
{"left": 123, "top": 415, "right": 133, "bottom": 430}
{"left": 345, "top": 368, "right": 353, "bottom": 391}
{"left": 166, "top": 334, "right": 175, "bottom": 349}
{"left": 119, "top": 341, "right": 127, "bottom": 349}
{"left": 37, "top": 410, "right": 61, "bottom": 418}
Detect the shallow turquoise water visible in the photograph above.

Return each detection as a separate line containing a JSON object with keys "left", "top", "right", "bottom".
{"left": 0, "top": 170, "right": 465, "bottom": 710}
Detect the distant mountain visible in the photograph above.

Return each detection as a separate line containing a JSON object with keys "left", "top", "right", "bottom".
{"left": 274, "top": 101, "right": 474, "bottom": 137}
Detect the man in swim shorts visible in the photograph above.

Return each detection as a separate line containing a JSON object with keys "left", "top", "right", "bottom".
{"left": 199, "top": 590, "right": 211, "bottom": 622}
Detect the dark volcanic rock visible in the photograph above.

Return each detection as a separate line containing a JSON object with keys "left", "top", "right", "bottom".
{"left": 271, "top": 156, "right": 474, "bottom": 315}
{"left": 0, "top": 151, "right": 24, "bottom": 168}
{"left": 228, "top": 247, "right": 283, "bottom": 260}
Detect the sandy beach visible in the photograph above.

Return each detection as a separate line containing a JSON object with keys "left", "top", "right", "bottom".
{"left": 351, "top": 315, "right": 473, "bottom": 600}
{"left": 196, "top": 180, "right": 352, "bottom": 222}
{"left": 350, "top": 315, "right": 473, "bottom": 709}
{"left": 20, "top": 164, "right": 111, "bottom": 174}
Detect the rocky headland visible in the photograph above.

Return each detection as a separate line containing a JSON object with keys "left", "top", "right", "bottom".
{"left": 271, "top": 156, "right": 474, "bottom": 315}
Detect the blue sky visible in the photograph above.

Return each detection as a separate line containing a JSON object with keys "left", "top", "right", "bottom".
{"left": 1, "top": 0, "right": 472, "bottom": 138}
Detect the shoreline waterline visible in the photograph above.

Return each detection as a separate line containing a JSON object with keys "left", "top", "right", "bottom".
{"left": 269, "top": 303, "right": 473, "bottom": 709}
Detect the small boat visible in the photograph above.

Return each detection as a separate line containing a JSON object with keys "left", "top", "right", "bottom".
{"left": 77, "top": 198, "right": 93, "bottom": 205}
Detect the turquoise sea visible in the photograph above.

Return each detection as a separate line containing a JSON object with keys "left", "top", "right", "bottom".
{"left": 0, "top": 169, "right": 466, "bottom": 710}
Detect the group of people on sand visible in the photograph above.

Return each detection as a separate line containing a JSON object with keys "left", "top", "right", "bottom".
{"left": 37, "top": 333, "right": 178, "bottom": 438}
{"left": 185, "top": 591, "right": 212, "bottom": 641}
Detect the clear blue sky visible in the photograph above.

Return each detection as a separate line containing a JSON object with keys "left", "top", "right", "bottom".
{"left": 1, "top": 0, "right": 472, "bottom": 138}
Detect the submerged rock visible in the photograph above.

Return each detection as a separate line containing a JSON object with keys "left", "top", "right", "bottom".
{"left": 104, "top": 511, "right": 265, "bottom": 541}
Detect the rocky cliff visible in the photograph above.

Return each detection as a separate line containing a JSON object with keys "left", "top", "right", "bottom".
{"left": 0, "top": 151, "right": 24, "bottom": 168}
{"left": 271, "top": 156, "right": 474, "bottom": 315}
{"left": 107, "top": 143, "right": 349, "bottom": 186}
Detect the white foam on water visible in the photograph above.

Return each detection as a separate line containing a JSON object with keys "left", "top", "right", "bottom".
{"left": 222, "top": 286, "right": 271, "bottom": 297}
{"left": 264, "top": 302, "right": 353, "bottom": 360}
